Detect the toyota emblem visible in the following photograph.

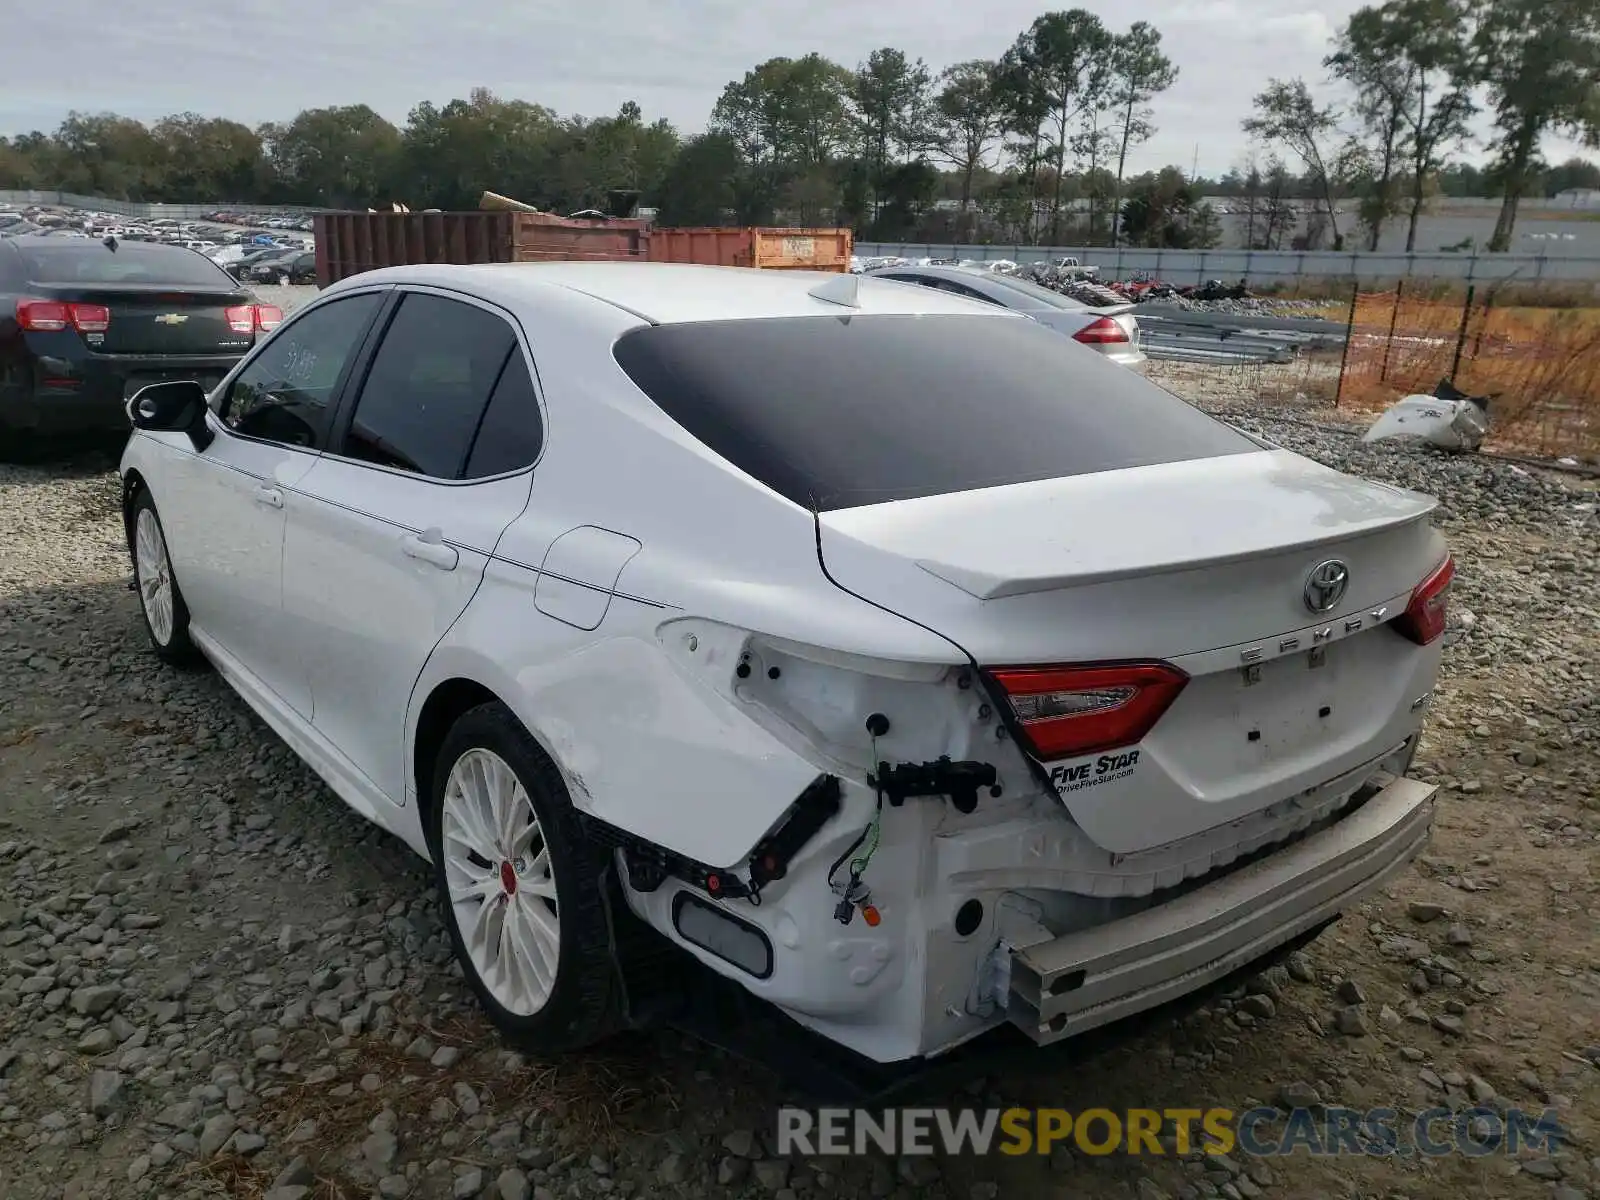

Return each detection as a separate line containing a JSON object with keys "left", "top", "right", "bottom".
{"left": 1303, "top": 559, "right": 1350, "bottom": 613}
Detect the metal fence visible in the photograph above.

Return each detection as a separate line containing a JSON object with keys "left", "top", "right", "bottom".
{"left": 0, "top": 189, "right": 320, "bottom": 220}
{"left": 855, "top": 242, "right": 1600, "bottom": 284}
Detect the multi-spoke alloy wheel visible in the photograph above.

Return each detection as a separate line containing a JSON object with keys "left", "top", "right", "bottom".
{"left": 441, "top": 748, "right": 561, "bottom": 1016}
{"left": 135, "top": 508, "right": 175, "bottom": 646}
{"left": 128, "top": 491, "right": 199, "bottom": 666}
{"left": 428, "top": 702, "right": 619, "bottom": 1052}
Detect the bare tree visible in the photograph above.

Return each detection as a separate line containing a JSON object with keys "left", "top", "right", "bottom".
{"left": 1108, "top": 22, "right": 1178, "bottom": 245}
{"left": 1244, "top": 79, "right": 1349, "bottom": 249}
{"left": 931, "top": 61, "right": 1001, "bottom": 244}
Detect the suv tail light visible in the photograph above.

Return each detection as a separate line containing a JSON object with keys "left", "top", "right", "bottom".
{"left": 1392, "top": 554, "right": 1454, "bottom": 645}
{"left": 17, "top": 298, "right": 110, "bottom": 333}
{"left": 1072, "top": 316, "right": 1130, "bottom": 345}
{"left": 254, "top": 304, "right": 283, "bottom": 332}
{"left": 986, "top": 661, "right": 1189, "bottom": 759}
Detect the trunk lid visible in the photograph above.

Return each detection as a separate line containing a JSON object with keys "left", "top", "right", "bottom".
{"left": 819, "top": 449, "right": 1446, "bottom": 852}
{"left": 31, "top": 283, "right": 257, "bottom": 355}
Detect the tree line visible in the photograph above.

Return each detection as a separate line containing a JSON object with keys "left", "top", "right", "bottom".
{"left": 0, "top": 0, "right": 1594, "bottom": 250}
{"left": 1247, "top": 0, "right": 1600, "bottom": 252}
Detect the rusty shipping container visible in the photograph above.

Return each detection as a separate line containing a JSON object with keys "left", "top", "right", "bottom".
{"left": 313, "top": 212, "right": 851, "bottom": 285}
{"left": 647, "top": 227, "right": 852, "bottom": 272}
{"left": 313, "top": 210, "right": 651, "bottom": 286}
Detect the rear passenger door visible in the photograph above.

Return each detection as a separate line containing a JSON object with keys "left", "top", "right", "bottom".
{"left": 280, "top": 288, "right": 545, "bottom": 806}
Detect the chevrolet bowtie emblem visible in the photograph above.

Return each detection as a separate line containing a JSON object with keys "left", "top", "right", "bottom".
{"left": 155, "top": 313, "right": 188, "bottom": 325}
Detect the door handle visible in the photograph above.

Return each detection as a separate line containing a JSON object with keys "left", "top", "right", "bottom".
{"left": 402, "top": 529, "right": 459, "bottom": 571}
{"left": 254, "top": 486, "right": 284, "bottom": 509}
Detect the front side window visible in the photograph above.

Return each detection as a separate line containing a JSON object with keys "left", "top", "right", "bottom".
{"left": 338, "top": 293, "right": 517, "bottom": 478}
{"left": 221, "top": 292, "right": 383, "bottom": 448}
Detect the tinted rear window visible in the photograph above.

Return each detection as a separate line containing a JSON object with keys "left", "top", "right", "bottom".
{"left": 613, "top": 314, "right": 1255, "bottom": 511}
{"left": 16, "top": 241, "right": 237, "bottom": 287}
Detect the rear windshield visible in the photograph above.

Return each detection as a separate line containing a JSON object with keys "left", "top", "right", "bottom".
{"left": 613, "top": 314, "right": 1256, "bottom": 510}
{"left": 16, "top": 241, "right": 237, "bottom": 287}
{"left": 978, "top": 272, "right": 1090, "bottom": 310}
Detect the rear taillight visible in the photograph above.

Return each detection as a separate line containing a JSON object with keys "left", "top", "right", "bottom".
{"left": 16, "top": 298, "right": 109, "bottom": 333}
{"left": 70, "top": 304, "right": 109, "bottom": 332}
{"left": 986, "top": 661, "right": 1189, "bottom": 759}
{"left": 1072, "top": 316, "right": 1130, "bottom": 345}
{"left": 1392, "top": 554, "right": 1454, "bottom": 646}
{"left": 224, "top": 304, "right": 283, "bottom": 335}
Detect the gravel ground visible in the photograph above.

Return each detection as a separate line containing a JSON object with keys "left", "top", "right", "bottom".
{"left": 0, "top": 373, "right": 1596, "bottom": 1200}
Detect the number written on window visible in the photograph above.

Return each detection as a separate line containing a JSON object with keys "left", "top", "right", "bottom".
{"left": 223, "top": 293, "right": 382, "bottom": 448}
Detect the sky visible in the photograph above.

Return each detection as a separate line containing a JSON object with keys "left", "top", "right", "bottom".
{"left": 3, "top": 0, "right": 1591, "bottom": 179}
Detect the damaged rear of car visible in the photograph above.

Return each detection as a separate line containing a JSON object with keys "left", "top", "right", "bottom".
{"left": 595, "top": 308, "right": 1445, "bottom": 1070}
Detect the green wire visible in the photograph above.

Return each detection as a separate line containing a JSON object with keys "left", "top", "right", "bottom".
{"left": 851, "top": 735, "right": 884, "bottom": 879}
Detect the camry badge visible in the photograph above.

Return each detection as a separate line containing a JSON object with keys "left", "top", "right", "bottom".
{"left": 155, "top": 313, "right": 188, "bottom": 325}
{"left": 1303, "top": 559, "right": 1350, "bottom": 614}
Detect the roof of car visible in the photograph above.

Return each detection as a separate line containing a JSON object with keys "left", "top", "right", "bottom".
{"left": 871, "top": 263, "right": 993, "bottom": 279}
{"left": 325, "top": 260, "right": 1020, "bottom": 325}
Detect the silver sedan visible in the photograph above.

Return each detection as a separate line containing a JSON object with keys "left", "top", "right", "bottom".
{"left": 867, "top": 263, "right": 1146, "bottom": 368}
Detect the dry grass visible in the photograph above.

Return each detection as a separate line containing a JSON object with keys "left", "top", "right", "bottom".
{"left": 1339, "top": 291, "right": 1600, "bottom": 461}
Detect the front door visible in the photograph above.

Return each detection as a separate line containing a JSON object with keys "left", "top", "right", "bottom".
{"left": 281, "top": 289, "right": 544, "bottom": 805}
{"left": 156, "top": 289, "right": 388, "bottom": 717}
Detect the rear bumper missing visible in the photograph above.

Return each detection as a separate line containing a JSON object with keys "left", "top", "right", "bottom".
{"left": 1007, "top": 774, "right": 1435, "bottom": 1044}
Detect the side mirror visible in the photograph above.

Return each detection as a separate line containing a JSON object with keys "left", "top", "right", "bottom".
{"left": 128, "top": 380, "right": 214, "bottom": 452}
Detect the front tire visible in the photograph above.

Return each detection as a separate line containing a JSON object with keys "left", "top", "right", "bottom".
{"left": 129, "top": 491, "right": 202, "bottom": 667}
{"left": 428, "top": 702, "right": 621, "bottom": 1053}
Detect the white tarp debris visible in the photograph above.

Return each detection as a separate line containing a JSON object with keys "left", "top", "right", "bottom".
{"left": 1362, "top": 386, "right": 1491, "bottom": 452}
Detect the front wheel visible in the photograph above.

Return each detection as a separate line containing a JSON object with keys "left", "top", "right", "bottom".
{"left": 130, "top": 491, "right": 202, "bottom": 667}
{"left": 428, "top": 702, "right": 621, "bottom": 1053}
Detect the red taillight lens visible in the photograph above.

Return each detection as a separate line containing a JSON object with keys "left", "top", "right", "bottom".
{"left": 986, "top": 661, "right": 1189, "bottom": 759}
{"left": 69, "top": 303, "right": 109, "bottom": 332}
{"left": 1392, "top": 554, "right": 1454, "bottom": 646}
{"left": 15, "top": 299, "right": 109, "bottom": 333}
{"left": 16, "top": 298, "right": 70, "bottom": 331}
{"left": 254, "top": 304, "right": 283, "bottom": 332}
{"left": 225, "top": 305, "right": 255, "bottom": 334}
{"left": 1072, "top": 316, "right": 1130, "bottom": 345}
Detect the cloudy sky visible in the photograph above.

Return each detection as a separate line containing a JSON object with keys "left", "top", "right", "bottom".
{"left": 3, "top": 0, "right": 1590, "bottom": 177}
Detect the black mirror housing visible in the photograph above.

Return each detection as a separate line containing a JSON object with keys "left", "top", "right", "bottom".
{"left": 127, "top": 380, "right": 214, "bottom": 451}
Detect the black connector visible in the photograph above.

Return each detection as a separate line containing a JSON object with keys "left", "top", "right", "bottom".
{"left": 870, "top": 757, "right": 998, "bottom": 814}
{"left": 748, "top": 775, "right": 842, "bottom": 888}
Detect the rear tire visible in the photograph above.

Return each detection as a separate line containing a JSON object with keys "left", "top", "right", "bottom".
{"left": 129, "top": 490, "right": 202, "bottom": 667}
{"left": 428, "top": 702, "right": 621, "bottom": 1054}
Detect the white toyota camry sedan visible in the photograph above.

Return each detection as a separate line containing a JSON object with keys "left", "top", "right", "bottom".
{"left": 119, "top": 261, "right": 1449, "bottom": 1075}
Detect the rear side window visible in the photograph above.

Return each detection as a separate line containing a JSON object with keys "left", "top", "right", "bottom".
{"left": 613, "top": 314, "right": 1256, "bottom": 511}
{"left": 339, "top": 293, "right": 517, "bottom": 478}
{"left": 15, "top": 241, "right": 236, "bottom": 287}
{"left": 463, "top": 351, "right": 543, "bottom": 478}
